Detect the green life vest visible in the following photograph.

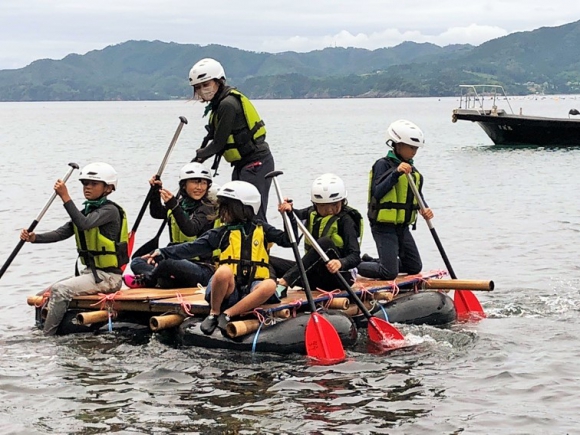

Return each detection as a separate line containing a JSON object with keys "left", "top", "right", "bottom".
{"left": 208, "top": 89, "right": 266, "bottom": 163}
{"left": 218, "top": 223, "right": 270, "bottom": 286}
{"left": 74, "top": 200, "right": 129, "bottom": 269}
{"left": 368, "top": 156, "right": 423, "bottom": 225}
{"left": 304, "top": 206, "right": 364, "bottom": 252}
{"left": 167, "top": 208, "right": 197, "bottom": 244}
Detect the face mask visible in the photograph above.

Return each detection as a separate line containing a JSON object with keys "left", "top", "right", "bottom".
{"left": 199, "top": 87, "right": 217, "bottom": 101}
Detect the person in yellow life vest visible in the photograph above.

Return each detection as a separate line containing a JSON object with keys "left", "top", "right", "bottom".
{"left": 144, "top": 181, "right": 295, "bottom": 335}
{"left": 20, "top": 163, "right": 128, "bottom": 336}
{"left": 188, "top": 58, "right": 275, "bottom": 222}
{"left": 272, "top": 173, "right": 362, "bottom": 293}
{"left": 358, "top": 120, "right": 434, "bottom": 280}
{"left": 124, "top": 162, "right": 218, "bottom": 289}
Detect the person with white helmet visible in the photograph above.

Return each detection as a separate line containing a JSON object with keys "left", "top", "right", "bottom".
{"left": 272, "top": 173, "right": 363, "bottom": 293}
{"left": 188, "top": 57, "right": 275, "bottom": 222}
{"left": 124, "top": 162, "right": 218, "bottom": 289}
{"left": 144, "top": 180, "right": 295, "bottom": 335}
{"left": 358, "top": 120, "right": 434, "bottom": 280}
{"left": 20, "top": 162, "right": 129, "bottom": 336}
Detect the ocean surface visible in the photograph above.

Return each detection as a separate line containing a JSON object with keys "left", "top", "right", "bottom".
{"left": 1, "top": 95, "right": 580, "bottom": 434}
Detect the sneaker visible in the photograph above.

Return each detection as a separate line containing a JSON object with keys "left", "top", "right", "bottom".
{"left": 200, "top": 314, "right": 218, "bottom": 335}
{"left": 275, "top": 284, "right": 288, "bottom": 299}
{"left": 123, "top": 273, "right": 154, "bottom": 289}
{"left": 217, "top": 313, "right": 231, "bottom": 334}
{"left": 362, "top": 253, "right": 377, "bottom": 262}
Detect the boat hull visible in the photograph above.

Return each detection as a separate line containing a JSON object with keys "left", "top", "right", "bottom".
{"left": 453, "top": 109, "right": 580, "bottom": 146}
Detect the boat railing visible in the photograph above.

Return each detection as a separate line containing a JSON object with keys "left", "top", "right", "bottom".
{"left": 457, "top": 85, "right": 515, "bottom": 115}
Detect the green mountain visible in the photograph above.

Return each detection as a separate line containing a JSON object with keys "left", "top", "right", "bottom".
{"left": 1, "top": 20, "right": 579, "bottom": 101}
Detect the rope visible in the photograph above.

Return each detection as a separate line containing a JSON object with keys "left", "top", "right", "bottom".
{"left": 290, "top": 299, "right": 303, "bottom": 318}
{"left": 90, "top": 291, "right": 121, "bottom": 310}
{"left": 176, "top": 292, "right": 194, "bottom": 317}
{"left": 316, "top": 288, "right": 341, "bottom": 309}
{"left": 250, "top": 308, "right": 276, "bottom": 353}
{"left": 35, "top": 290, "right": 51, "bottom": 308}
{"left": 378, "top": 303, "right": 389, "bottom": 322}
{"left": 90, "top": 291, "right": 121, "bottom": 333}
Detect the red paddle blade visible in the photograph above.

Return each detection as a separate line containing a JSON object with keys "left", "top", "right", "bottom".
{"left": 121, "top": 232, "right": 135, "bottom": 273}
{"left": 127, "top": 231, "right": 136, "bottom": 258}
{"left": 305, "top": 313, "right": 346, "bottom": 365}
{"left": 454, "top": 290, "right": 485, "bottom": 322}
{"left": 367, "top": 317, "right": 405, "bottom": 348}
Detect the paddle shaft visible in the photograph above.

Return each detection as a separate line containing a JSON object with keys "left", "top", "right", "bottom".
{"left": 131, "top": 190, "right": 183, "bottom": 259}
{"left": 405, "top": 173, "right": 457, "bottom": 279}
{"left": 129, "top": 116, "right": 187, "bottom": 236}
{"left": 269, "top": 178, "right": 317, "bottom": 313}
{"left": 292, "top": 215, "right": 375, "bottom": 319}
{"left": 0, "top": 162, "right": 79, "bottom": 279}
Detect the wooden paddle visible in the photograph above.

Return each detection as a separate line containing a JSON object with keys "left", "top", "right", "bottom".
{"left": 131, "top": 190, "right": 182, "bottom": 259}
{"left": 405, "top": 173, "right": 485, "bottom": 320}
{"left": 292, "top": 214, "right": 405, "bottom": 347}
{"left": 131, "top": 218, "right": 168, "bottom": 259}
{"left": 0, "top": 162, "right": 80, "bottom": 280}
{"left": 127, "top": 116, "right": 187, "bottom": 257}
{"left": 266, "top": 170, "right": 346, "bottom": 364}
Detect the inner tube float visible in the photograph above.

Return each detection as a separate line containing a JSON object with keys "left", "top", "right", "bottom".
{"left": 176, "top": 311, "right": 358, "bottom": 355}
{"left": 363, "top": 290, "right": 456, "bottom": 328}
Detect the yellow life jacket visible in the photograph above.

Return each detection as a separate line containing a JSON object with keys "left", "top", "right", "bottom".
{"left": 74, "top": 201, "right": 129, "bottom": 269}
{"left": 167, "top": 203, "right": 221, "bottom": 262}
{"left": 218, "top": 223, "right": 269, "bottom": 285}
{"left": 167, "top": 208, "right": 197, "bottom": 244}
{"left": 209, "top": 89, "right": 266, "bottom": 163}
{"left": 368, "top": 162, "right": 422, "bottom": 225}
{"left": 304, "top": 206, "right": 364, "bottom": 252}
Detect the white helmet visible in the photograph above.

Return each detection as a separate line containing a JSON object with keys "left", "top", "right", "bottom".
{"left": 386, "top": 120, "right": 425, "bottom": 147}
{"left": 188, "top": 58, "right": 226, "bottom": 87}
{"left": 79, "top": 162, "right": 118, "bottom": 190}
{"left": 311, "top": 173, "right": 347, "bottom": 204}
{"left": 217, "top": 181, "right": 261, "bottom": 215}
{"left": 179, "top": 162, "right": 212, "bottom": 182}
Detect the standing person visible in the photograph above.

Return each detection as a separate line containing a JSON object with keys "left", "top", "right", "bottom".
{"left": 188, "top": 58, "right": 275, "bottom": 222}
{"left": 272, "top": 173, "right": 363, "bottom": 293}
{"left": 144, "top": 181, "right": 295, "bottom": 335}
{"left": 124, "top": 162, "right": 217, "bottom": 289}
{"left": 20, "top": 163, "right": 128, "bottom": 336}
{"left": 357, "top": 120, "right": 434, "bottom": 280}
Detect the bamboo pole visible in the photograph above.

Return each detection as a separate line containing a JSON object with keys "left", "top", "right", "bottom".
{"left": 326, "top": 297, "right": 349, "bottom": 310}
{"left": 373, "top": 291, "right": 394, "bottom": 302}
{"left": 149, "top": 314, "right": 184, "bottom": 331}
{"left": 342, "top": 300, "right": 373, "bottom": 317}
{"left": 27, "top": 295, "right": 45, "bottom": 306}
{"left": 423, "top": 279, "right": 494, "bottom": 291}
{"left": 226, "top": 319, "right": 263, "bottom": 338}
{"left": 76, "top": 310, "right": 114, "bottom": 325}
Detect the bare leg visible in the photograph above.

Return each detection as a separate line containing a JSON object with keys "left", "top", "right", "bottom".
{"left": 224, "top": 279, "right": 277, "bottom": 318}
{"left": 209, "top": 265, "right": 235, "bottom": 315}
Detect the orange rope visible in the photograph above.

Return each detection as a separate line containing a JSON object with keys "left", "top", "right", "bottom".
{"left": 90, "top": 290, "right": 122, "bottom": 310}
{"left": 176, "top": 292, "right": 194, "bottom": 317}
{"left": 316, "top": 288, "right": 341, "bottom": 309}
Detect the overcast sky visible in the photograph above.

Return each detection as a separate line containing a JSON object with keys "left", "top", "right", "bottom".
{"left": 1, "top": 0, "right": 579, "bottom": 70}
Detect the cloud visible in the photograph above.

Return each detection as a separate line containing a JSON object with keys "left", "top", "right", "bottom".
{"left": 258, "top": 25, "right": 510, "bottom": 53}
{"left": 0, "top": 0, "right": 579, "bottom": 69}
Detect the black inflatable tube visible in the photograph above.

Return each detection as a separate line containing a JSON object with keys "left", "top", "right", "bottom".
{"left": 176, "top": 311, "right": 358, "bottom": 355}
{"left": 368, "top": 291, "right": 456, "bottom": 327}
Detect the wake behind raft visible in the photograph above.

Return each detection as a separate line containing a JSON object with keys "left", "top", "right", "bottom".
{"left": 27, "top": 272, "right": 494, "bottom": 355}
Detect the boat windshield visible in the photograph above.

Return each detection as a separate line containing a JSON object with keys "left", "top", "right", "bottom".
{"left": 458, "top": 85, "right": 515, "bottom": 114}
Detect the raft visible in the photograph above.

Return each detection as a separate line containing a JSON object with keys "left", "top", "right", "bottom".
{"left": 27, "top": 272, "right": 492, "bottom": 354}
